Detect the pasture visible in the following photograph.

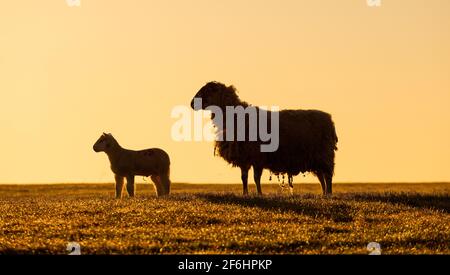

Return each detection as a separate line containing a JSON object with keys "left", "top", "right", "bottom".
{"left": 0, "top": 183, "right": 448, "bottom": 254}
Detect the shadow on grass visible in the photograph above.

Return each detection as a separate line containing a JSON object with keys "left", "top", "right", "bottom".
{"left": 198, "top": 193, "right": 354, "bottom": 222}
{"left": 348, "top": 193, "right": 450, "bottom": 213}
{"left": 180, "top": 238, "right": 447, "bottom": 254}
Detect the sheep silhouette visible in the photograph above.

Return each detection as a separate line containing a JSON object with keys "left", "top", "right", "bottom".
{"left": 191, "top": 82, "right": 338, "bottom": 196}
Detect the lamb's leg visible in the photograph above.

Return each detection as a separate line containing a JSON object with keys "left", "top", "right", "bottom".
{"left": 288, "top": 174, "right": 294, "bottom": 195}
{"left": 253, "top": 166, "right": 263, "bottom": 196}
{"left": 240, "top": 166, "right": 250, "bottom": 196}
{"left": 126, "top": 175, "right": 135, "bottom": 197}
{"left": 115, "top": 175, "right": 125, "bottom": 199}
{"left": 160, "top": 174, "right": 171, "bottom": 196}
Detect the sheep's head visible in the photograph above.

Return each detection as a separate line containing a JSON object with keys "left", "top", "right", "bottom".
{"left": 191, "top": 81, "right": 240, "bottom": 110}
{"left": 93, "top": 133, "right": 115, "bottom": 152}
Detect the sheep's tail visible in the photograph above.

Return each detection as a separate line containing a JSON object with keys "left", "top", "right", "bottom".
{"left": 334, "top": 130, "right": 338, "bottom": 151}
{"left": 331, "top": 120, "right": 338, "bottom": 151}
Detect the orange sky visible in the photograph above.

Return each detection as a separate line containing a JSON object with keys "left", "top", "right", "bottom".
{"left": 0, "top": 0, "right": 449, "bottom": 183}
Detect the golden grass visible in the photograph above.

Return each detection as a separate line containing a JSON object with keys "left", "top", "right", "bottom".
{"left": 0, "top": 183, "right": 448, "bottom": 254}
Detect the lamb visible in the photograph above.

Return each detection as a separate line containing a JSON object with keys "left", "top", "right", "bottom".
{"left": 190, "top": 81, "right": 338, "bottom": 196}
{"left": 93, "top": 133, "right": 171, "bottom": 198}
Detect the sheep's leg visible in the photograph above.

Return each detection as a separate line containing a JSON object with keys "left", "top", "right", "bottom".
{"left": 240, "top": 166, "right": 250, "bottom": 196}
{"left": 325, "top": 174, "right": 333, "bottom": 195}
{"left": 253, "top": 166, "right": 263, "bottom": 196}
{"left": 288, "top": 175, "right": 294, "bottom": 195}
{"left": 317, "top": 172, "right": 327, "bottom": 196}
{"left": 115, "top": 175, "right": 125, "bottom": 199}
{"left": 126, "top": 175, "right": 135, "bottom": 197}
{"left": 151, "top": 175, "right": 163, "bottom": 197}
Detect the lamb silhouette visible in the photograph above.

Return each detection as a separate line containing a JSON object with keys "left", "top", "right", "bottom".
{"left": 93, "top": 133, "right": 171, "bottom": 198}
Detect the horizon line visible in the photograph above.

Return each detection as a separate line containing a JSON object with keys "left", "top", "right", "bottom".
{"left": 0, "top": 181, "right": 449, "bottom": 185}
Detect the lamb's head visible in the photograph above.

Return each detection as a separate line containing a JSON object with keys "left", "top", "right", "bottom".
{"left": 93, "top": 133, "right": 116, "bottom": 152}
{"left": 191, "top": 81, "right": 241, "bottom": 110}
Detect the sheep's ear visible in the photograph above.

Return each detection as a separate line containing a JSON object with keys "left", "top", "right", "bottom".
{"left": 228, "top": 85, "right": 237, "bottom": 93}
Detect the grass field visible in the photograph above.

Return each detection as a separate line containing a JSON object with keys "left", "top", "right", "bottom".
{"left": 0, "top": 183, "right": 449, "bottom": 254}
